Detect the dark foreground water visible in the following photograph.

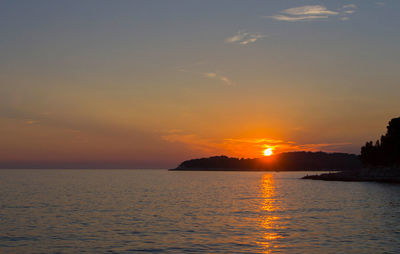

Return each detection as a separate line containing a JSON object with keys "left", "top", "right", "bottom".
{"left": 1, "top": 170, "right": 400, "bottom": 253}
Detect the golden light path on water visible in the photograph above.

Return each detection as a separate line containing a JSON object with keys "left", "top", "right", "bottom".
{"left": 257, "top": 174, "right": 285, "bottom": 253}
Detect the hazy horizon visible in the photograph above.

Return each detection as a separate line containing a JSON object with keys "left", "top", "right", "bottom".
{"left": 0, "top": 150, "right": 359, "bottom": 169}
{"left": 1, "top": 1, "right": 399, "bottom": 168}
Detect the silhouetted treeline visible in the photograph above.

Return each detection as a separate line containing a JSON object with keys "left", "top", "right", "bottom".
{"left": 360, "top": 117, "right": 400, "bottom": 167}
{"left": 173, "top": 151, "right": 361, "bottom": 171}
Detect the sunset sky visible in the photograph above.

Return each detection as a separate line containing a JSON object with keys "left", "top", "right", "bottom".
{"left": 1, "top": 0, "right": 399, "bottom": 168}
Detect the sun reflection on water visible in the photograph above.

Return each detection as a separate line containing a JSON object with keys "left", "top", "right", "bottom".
{"left": 257, "top": 174, "right": 285, "bottom": 253}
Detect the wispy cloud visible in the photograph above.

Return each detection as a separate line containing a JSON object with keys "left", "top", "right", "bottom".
{"left": 224, "top": 138, "right": 287, "bottom": 144}
{"left": 340, "top": 4, "right": 357, "bottom": 20}
{"left": 342, "top": 4, "right": 357, "bottom": 10}
{"left": 223, "top": 137, "right": 351, "bottom": 153}
{"left": 269, "top": 5, "right": 338, "bottom": 21}
{"left": 268, "top": 4, "right": 356, "bottom": 22}
{"left": 204, "top": 72, "right": 232, "bottom": 85}
{"left": 162, "top": 132, "right": 352, "bottom": 158}
{"left": 342, "top": 4, "right": 357, "bottom": 14}
{"left": 270, "top": 15, "right": 329, "bottom": 22}
{"left": 282, "top": 5, "right": 339, "bottom": 16}
{"left": 225, "top": 31, "right": 265, "bottom": 45}
{"left": 162, "top": 134, "right": 221, "bottom": 154}
{"left": 178, "top": 65, "right": 233, "bottom": 86}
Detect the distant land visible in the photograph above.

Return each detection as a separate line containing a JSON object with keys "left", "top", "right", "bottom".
{"left": 171, "top": 151, "right": 361, "bottom": 171}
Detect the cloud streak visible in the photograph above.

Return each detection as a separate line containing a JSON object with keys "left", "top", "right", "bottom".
{"left": 225, "top": 31, "right": 265, "bottom": 45}
{"left": 268, "top": 4, "right": 356, "bottom": 22}
{"left": 204, "top": 72, "right": 232, "bottom": 85}
{"left": 178, "top": 64, "right": 233, "bottom": 86}
{"left": 270, "top": 14, "right": 329, "bottom": 22}
{"left": 162, "top": 133, "right": 352, "bottom": 158}
{"left": 342, "top": 4, "right": 357, "bottom": 9}
{"left": 282, "top": 5, "right": 339, "bottom": 16}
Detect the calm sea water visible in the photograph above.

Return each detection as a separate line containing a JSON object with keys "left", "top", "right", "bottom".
{"left": 1, "top": 170, "right": 400, "bottom": 253}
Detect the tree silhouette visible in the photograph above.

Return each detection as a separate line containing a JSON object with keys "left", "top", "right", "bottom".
{"left": 360, "top": 117, "right": 400, "bottom": 167}
{"left": 175, "top": 152, "right": 361, "bottom": 171}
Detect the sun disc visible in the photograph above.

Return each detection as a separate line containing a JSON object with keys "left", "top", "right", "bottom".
{"left": 263, "top": 148, "right": 273, "bottom": 156}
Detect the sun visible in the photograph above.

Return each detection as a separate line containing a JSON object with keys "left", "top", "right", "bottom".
{"left": 263, "top": 148, "right": 273, "bottom": 157}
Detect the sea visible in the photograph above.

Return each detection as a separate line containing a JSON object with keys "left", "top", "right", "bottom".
{"left": 1, "top": 169, "right": 400, "bottom": 253}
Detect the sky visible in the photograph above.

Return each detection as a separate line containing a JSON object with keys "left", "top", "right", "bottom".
{"left": 1, "top": 0, "right": 399, "bottom": 168}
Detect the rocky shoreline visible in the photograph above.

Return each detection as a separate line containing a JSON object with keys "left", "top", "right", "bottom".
{"left": 302, "top": 167, "right": 400, "bottom": 183}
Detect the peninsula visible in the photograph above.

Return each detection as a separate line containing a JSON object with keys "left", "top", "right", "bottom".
{"left": 171, "top": 151, "right": 361, "bottom": 171}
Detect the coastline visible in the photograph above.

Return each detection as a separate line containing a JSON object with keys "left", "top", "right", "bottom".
{"left": 169, "top": 168, "right": 340, "bottom": 172}
{"left": 169, "top": 168, "right": 280, "bottom": 171}
{"left": 302, "top": 167, "right": 400, "bottom": 183}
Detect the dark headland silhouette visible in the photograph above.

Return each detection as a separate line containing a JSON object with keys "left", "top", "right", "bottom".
{"left": 304, "top": 117, "right": 400, "bottom": 182}
{"left": 173, "top": 117, "right": 400, "bottom": 182}
{"left": 171, "top": 151, "right": 361, "bottom": 171}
